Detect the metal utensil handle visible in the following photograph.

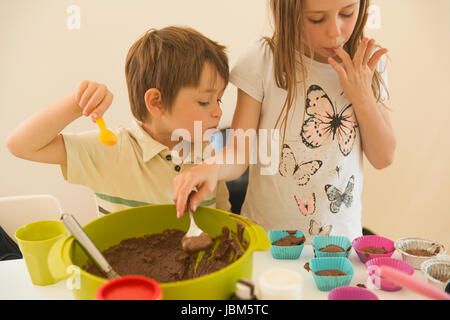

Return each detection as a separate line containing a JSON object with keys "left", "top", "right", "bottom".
{"left": 60, "top": 214, "right": 119, "bottom": 279}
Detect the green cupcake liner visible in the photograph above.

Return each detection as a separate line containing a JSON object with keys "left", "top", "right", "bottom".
{"left": 268, "top": 230, "right": 305, "bottom": 260}
{"left": 310, "top": 257, "right": 354, "bottom": 291}
{"left": 312, "top": 235, "right": 352, "bottom": 258}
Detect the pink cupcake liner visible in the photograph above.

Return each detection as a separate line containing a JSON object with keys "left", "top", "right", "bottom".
{"left": 365, "top": 257, "right": 414, "bottom": 291}
{"left": 352, "top": 235, "right": 395, "bottom": 263}
{"left": 328, "top": 286, "right": 379, "bottom": 300}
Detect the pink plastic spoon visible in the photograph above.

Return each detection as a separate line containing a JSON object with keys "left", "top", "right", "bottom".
{"left": 378, "top": 265, "right": 450, "bottom": 300}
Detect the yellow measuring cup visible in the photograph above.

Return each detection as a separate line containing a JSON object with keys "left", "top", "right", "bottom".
{"left": 15, "top": 220, "right": 67, "bottom": 286}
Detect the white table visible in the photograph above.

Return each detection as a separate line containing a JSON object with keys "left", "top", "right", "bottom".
{"left": 0, "top": 245, "right": 428, "bottom": 300}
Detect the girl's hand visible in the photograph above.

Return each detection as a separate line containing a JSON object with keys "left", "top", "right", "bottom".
{"left": 173, "top": 162, "right": 220, "bottom": 219}
{"left": 328, "top": 38, "right": 388, "bottom": 107}
{"left": 74, "top": 80, "right": 114, "bottom": 122}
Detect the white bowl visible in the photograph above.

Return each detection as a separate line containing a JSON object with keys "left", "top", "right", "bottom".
{"left": 420, "top": 258, "right": 450, "bottom": 290}
{"left": 395, "top": 237, "right": 446, "bottom": 269}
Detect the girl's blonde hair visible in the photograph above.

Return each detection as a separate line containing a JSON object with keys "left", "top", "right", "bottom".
{"left": 264, "top": 0, "right": 389, "bottom": 142}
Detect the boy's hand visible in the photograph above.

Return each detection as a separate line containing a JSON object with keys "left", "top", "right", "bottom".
{"left": 173, "top": 162, "right": 220, "bottom": 219}
{"left": 75, "top": 80, "right": 114, "bottom": 122}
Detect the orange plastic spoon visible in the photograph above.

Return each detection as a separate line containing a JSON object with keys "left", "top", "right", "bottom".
{"left": 95, "top": 116, "right": 117, "bottom": 146}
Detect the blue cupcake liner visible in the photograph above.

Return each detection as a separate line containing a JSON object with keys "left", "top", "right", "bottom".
{"left": 312, "top": 235, "right": 352, "bottom": 258}
{"left": 268, "top": 230, "right": 305, "bottom": 260}
{"left": 310, "top": 257, "right": 354, "bottom": 291}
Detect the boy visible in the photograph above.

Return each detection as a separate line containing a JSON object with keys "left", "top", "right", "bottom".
{"left": 6, "top": 26, "right": 231, "bottom": 215}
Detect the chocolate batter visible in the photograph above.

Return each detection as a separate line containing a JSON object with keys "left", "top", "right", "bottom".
{"left": 406, "top": 248, "right": 439, "bottom": 257}
{"left": 304, "top": 262, "right": 311, "bottom": 272}
{"left": 434, "top": 275, "right": 450, "bottom": 283}
{"left": 181, "top": 232, "right": 213, "bottom": 253}
{"left": 359, "top": 246, "right": 388, "bottom": 254}
{"left": 315, "top": 269, "right": 347, "bottom": 276}
{"left": 319, "top": 244, "right": 345, "bottom": 253}
{"left": 84, "top": 224, "right": 248, "bottom": 283}
{"left": 272, "top": 233, "right": 305, "bottom": 246}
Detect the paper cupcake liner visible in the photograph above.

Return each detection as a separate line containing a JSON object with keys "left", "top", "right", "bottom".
{"left": 395, "top": 237, "right": 446, "bottom": 270}
{"left": 365, "top": 257, "right": 414, "bottom": 291}
{"left": 268, "top": 230, "right": 305, "bottom": 260}
{"left": 421, "top": 259, "right": 450, "bottom": 290}
{"left": 310, "top": 257, "right": 354, "bottom": 291}
{"left": 352, "top": 235, "right": 395, "bottom": 263}
{"left": 312, "top": 235, "right": 352, "bottom": 258}
{"left": 328, "top": 286, "right": 379, "bottom": 300}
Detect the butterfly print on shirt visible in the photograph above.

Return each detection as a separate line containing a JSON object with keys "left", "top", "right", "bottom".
{"left": 301, "top": 84, "right": 358, "bottom": 156}
{"left": 294, "top": 193, "right": 316, "bottom": 216}
{"left": 279, "top": 144, "right": 322, "bottom": 186}
{"left": 309, "top": 219, "right": 333, "bottom": 236}
{"left": 324, "top": 175, "right": 355, "bottom": 214}
{"left": 329, "top": 165, "right": 343, "bottom": 179}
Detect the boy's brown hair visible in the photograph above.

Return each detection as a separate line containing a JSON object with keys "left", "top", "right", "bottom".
{"left": 125, "top": 26, "right": 229, "bottom": 122}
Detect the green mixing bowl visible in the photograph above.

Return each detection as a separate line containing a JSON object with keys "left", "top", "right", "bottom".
{"left": 48, "top": 204, "right": 270, "bottom": 300}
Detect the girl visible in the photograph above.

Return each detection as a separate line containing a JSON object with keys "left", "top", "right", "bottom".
{"left": 173, "top": 0, "right": 396, "bottom": 242}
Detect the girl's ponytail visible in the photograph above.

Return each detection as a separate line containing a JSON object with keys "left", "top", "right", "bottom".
{"left": 265, "top": 0, "right": 307, "bottom": 145}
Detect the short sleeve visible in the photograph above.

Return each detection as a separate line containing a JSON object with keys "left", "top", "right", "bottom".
{"left": 60, "top": 130, "right": 120, "bottom": 189}
{"left": 215, "top": 181, "right": 231, "bottom": 212}
{"left": 230, "top": 38, "right": 272, "bottom": 103}
{"left": 376, "top": 54, "right": 389, "bottom": 103}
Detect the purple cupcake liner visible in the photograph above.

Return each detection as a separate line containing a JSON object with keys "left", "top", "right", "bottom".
{"left": 352, "top": 235, "right": 395, "bottom": 263}
{"left": 328, "top": 286, "right": 379, "bottom": 300}
{"left": 365, "top": 257, "right": 414, "bottom": 291}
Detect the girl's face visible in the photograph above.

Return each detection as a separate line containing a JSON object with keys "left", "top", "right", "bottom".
{"left": 302, "top": 0, "right": 360, "bottom": 63}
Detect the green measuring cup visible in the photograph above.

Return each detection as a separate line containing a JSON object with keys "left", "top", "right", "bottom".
{"left": 15, "top": 220, "right": 67, "bottom": 286}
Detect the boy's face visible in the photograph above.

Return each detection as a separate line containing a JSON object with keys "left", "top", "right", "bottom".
{"left": 302, "top": 0, "right": 360, "bottom": 63}
{"left": 162, "top": 63, "right": 225, "bottom": 143}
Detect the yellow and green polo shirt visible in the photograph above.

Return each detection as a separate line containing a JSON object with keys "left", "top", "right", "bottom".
{"left": 60, "top": 120, "right": 230, "bottom": 216}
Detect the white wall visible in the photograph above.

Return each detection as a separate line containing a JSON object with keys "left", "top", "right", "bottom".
{"left": 1, "top": 0, "right": 449, "bottom": 246}
{"left": 0, "top": 0, "right": 271, "bottom": 225}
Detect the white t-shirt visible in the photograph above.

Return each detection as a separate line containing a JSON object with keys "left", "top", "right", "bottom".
{"left": 230, "top": 38, "right": 388, "bottom": 243}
